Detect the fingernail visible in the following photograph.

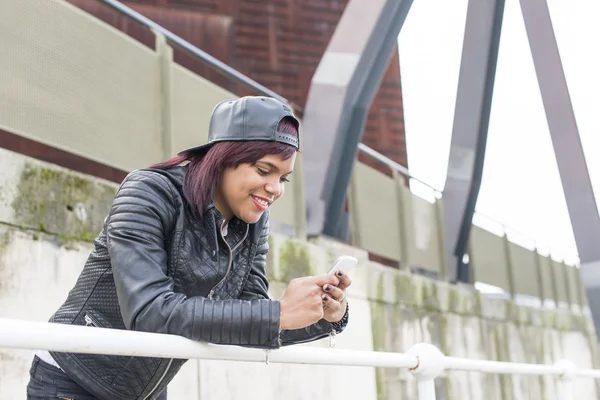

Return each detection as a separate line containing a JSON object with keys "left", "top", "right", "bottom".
{"left": 325, "top": 285, "right": 331, "bottom": 291}
{"left": 336, "top": 271, "right": 343, "bottom": 277}
{"left": 322, "top": 295, "right": 329, "bottom": 301}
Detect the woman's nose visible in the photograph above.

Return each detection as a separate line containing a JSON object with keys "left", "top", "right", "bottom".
{"left": 266, "top": 180, "right": 282, "bottom": 197}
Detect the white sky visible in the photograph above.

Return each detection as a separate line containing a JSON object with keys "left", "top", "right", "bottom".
{"left": 397, "top": 0, "right": 600, "bottom": 266}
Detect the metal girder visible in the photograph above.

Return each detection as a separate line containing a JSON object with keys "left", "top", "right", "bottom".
{"left": 520, "top": 0, "right": 600, "bottom": 328}
{"left": 301, "top": 0, "right": 413, "bottom": 238}
{"left": 442, "top": 0, "right": 506, "bottom": 283}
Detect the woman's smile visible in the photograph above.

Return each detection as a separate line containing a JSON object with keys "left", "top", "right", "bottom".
{"left": 251, "top": 195, "right": 271, "bottom": 211}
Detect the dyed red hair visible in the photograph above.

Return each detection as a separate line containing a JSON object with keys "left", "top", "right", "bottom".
{"left": 150, "top": 118, "right": 299, "bottom": 217}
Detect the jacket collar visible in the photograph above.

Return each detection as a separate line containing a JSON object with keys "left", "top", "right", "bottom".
{"left": 163, "top": 164, "right": 252, "bottom": 239}
{"left": 203, "top": 202, "right": 249, "bottom": 242}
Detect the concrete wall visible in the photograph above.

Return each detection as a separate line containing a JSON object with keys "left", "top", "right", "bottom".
{"left": 0, "top": 148, "right": 598, "bottom": 399}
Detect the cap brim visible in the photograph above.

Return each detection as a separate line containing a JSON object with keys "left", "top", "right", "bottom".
{"left": 177, "top": 142, "right": 215, "bottom": 156}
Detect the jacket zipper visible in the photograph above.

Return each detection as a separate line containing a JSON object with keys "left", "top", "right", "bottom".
{"left": 150, "top": 220, "right": 245, "bottom": 396}
{"left": 143, "top": 358, "right": 173, "bottom": 400}
{"left": 84, "top": 313, "right": 101, "bottom": 328}
{"left": 208, "top": 222, "right": 248, "bottom": 300}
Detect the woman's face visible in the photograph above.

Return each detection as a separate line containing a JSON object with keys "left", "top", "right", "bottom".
{"left": 214, "top": 152, "right": 297, "bottom": 224}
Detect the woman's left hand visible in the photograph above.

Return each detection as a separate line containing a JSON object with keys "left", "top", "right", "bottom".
{"left": 321, "top": 270, "right": 352, "bottom": 323}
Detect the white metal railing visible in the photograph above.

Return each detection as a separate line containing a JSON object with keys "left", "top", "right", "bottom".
{"left": 1, "top": 318, "right": 599, "bottom": 399}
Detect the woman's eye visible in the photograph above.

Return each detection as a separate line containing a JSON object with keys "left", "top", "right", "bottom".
{"left": 280, "top": 177, "right": 290, "bottom": 183}
{"left": 257, "top": 168, "right": 269, "bottom": 176}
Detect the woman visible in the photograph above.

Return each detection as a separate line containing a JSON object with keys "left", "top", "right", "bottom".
{"left": 26, "top": 96, "right": 351, "bottom": 400}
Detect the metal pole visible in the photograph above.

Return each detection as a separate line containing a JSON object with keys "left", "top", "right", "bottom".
{"left": 407, "top": 343, "right": 445, "bottom": 400}
{"left": 442, "top": 0, "right": 506, "bottom": 283}
{"left": 417, "top": 380, "right": 437, "bottom": 400}
{"left": 0, "top": 318, "right": 420, "bottom": 368}
{"left": 301, "top": 0, "right": 413, "bottom": 238}
{"left": 519, "top": 0, "right": 600, "bottom": 339}
{"left": 1, "top": 321, "right": 600, "bottom": 388}
{"left": 555, "top": 360, "right": 576, "bottom": 400}
{"left": 445, "top": 357, "right": 563, "bottom": 375}
{"left": 557, "top": 378, "right": 574, "bottom": 400}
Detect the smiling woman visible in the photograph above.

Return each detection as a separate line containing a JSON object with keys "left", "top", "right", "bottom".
{"left": 152, "top": 116, "right": 298, "bottom": 224}
{"left": 26, "top": 96, "right": 351, "bottom": 400}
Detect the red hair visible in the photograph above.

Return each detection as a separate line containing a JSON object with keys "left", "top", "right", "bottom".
{"left": 150, "top": 118, "right": 298, "bottom": 217}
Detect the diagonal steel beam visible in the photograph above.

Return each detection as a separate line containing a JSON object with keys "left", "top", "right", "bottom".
{"left": 442, "top": 0, "right": 506, "bottom": 282}
{"left": 520, "top": 0, "right": 600, "bottom": 329}
{"left": 301, "top": 0, "right": 413, "bottom": 238}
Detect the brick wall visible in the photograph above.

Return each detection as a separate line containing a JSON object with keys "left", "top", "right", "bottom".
{"left": 68, "top": 0, "right": 408, "bottom": 171}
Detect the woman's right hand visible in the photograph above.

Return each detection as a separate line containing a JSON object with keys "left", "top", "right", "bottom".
{"left": 279, "top": 274, "right": 340, "bottom": 330}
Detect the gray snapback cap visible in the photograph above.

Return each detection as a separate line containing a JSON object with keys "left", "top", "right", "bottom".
{"left": 178, "top": 96, "right": 300, "bottom": 155}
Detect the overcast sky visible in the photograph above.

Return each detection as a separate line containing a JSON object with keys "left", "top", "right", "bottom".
{"left": 397, "top": 0, "right": 600, "bottom": 266}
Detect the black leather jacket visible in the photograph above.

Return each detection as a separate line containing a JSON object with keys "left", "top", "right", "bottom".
{"left": 48, "top": 166, "right": 348, "bottom": 400}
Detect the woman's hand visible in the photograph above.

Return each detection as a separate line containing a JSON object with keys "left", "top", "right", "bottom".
{"left": 322, "top": 270, "right": 352, "bottom": 323}
{"left": 279, "top": 274, "right": 340, "bottom": 330}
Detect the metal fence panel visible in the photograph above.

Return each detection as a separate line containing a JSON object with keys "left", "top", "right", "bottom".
{"left": 537, "top": 255, "right": 556, "bottom": 303}
{"left": 349, "top": 162, "right": 403, "bottom": 262}
{"left": 565, "top": 264, "right": 582, "bottom": 307}
{"left": 402, "top": 188, "right": 444, "bottom": 275}
{"left": 508, "top": 242, "right": 541, "bottom": 298}
{"left": 552, "top": 259, "right": 570, "bottom": 305}
{"left": 0, "top": 0, "right": 163, "bottom": 171}
{"left": 469, "top": 226, "right": 511, "bottom": 292}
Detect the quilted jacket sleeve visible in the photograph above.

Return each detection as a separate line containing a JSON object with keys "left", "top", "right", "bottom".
{"left": 107, "top": 170, "right": 281, "bottom": 349}
{"left": 239, "top": 215, "right": 349, "bottom": 346}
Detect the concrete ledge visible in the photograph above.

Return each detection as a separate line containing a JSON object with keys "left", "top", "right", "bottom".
{"left": 308, "top": 235, "right": 370, "bottom": 265}
{"left": 0, "top": 148, "right": 117, "bottom": 242}
{"left": 479, "top": 295, "right": 508, "bottom": 321}
{"left": 448, "top": 284, "right": 480, "bottom": 316}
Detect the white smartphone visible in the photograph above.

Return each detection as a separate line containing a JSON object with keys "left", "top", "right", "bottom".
{"left": 328, "top": 255, "right": 357, "bottom": 276}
